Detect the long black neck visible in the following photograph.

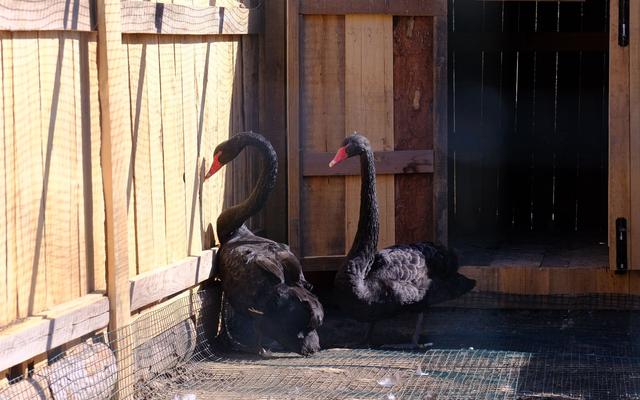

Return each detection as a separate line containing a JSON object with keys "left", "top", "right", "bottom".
{"left": 216, "top": 135, "right": 277, "bottom": 244}
{"left": 342, "top": 148, "right": 379, "bottom": 276}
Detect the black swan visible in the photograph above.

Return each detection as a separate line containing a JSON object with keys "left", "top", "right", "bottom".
{"left": 329, "top": 133, "right": 476, "bottom": 347}
{"left": 204, "top": 132, "right": 324, "bottom": 356}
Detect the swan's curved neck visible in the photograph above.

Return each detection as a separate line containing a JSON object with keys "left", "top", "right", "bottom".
{"left": 216, "top": 136, "right": 277, "bottom": 244}
{"left": 340, "top": 148, "right": 379, "bottom": 278}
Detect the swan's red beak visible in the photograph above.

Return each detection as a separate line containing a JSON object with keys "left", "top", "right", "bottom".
{"left": 204, "top": 152, "right": 223, "bottom": 180}
{"left": 329, "top": 146, "right": 348, "bottom": 168}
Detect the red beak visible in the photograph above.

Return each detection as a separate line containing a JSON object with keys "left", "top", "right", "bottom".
{"left": 204, "top": 152, "right": 223, "bottom": 180}
{"left": 329, "top": 146, "right": 348, "bottom": 168}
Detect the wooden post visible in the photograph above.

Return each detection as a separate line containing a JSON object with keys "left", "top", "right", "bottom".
{"left": 95, "top": 0, "right": 133, "bottom": 397}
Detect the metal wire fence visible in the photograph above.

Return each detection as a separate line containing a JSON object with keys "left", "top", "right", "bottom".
{"left": 3, "top": 290, "right": 640, "bottom": 399}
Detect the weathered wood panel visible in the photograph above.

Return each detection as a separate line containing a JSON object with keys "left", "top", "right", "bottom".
{"left": 290, "top": 3, "right": 444, "bottom": 267}
{"left": 610, "top": 0, "right": 631, "bottom": 270}
{"left": 303, "top": 150, "right": 434, "bottom": 177}
{"left": 344, "top": 14, "right": 395, "bottom": 250}
{"left": 629, "top": 0, "right": 640, "bottom": 269}
{"left": 393, "top": 17, "right": 434, "bottom": 244}
{"left": 300, "top": 15, "right": 346, "bottom": 258}
{"left": 299, "top": 0, "right": 446, "bottom": 16}
{"left": 0, "top": 1, "right": 262, "bottom": 34}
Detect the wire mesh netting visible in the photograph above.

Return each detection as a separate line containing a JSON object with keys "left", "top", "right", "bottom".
{"left": 3, "top": 289, "right": 640, "bottom": 399}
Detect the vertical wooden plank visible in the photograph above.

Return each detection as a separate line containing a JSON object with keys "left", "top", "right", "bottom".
{"left": 262, "top": 0, "right": 288, "bottom": 244}
{"left": 159, "top": 36, "right": 187, "bottom": 263}
{"left": 629, "top": 0, "right": 640, "bottom": 269}
{"left": 193, "top": 37, "right": 210, "bottom": 247}
{"left": 146, "top": 37, "right": 168, "bottom": 268}
{"left": 300, "top": 15, "right": 346, "bottom": 258}
{"left": 609, "top": 0, "right": 630, "bottom": 270}
{"left": 2, "top": 33, "right": 17, "bottom": 324}
{"left": 127, "top": 35, "right": 153, "bottom": 274}
{"left": 287, "top": 0, "right": 301, "bottom": 255}
{"left": 95, "top": 0, "right": 133, "bottom": 396}
{"left": 13, "top": 33, "right": 45, "bottom": 318}
{"left": 215, "top": 38, "right": 236, "bottom": 243}
{"left": 200, "top": 38, "right": 219, "bottom": 248}
{"left": 182, "top": 36, "right": 203, "bottom": 255}
{"left": 87, "top": 35, "right": 106, "bottom": 292}
{"left": 41, "top": 32, "right": 74, "bottom": 308}
{"left": 73, "top": 34, "right": 88, "bottom": 296}
{"left": 0, "top": 32, "right": 7, "bottom": 326}
{"left": 393, "top": 16, "right": 434, "bottom": 244}
{"left": 432, "top": 15, "right": 448, "bottom": 245}
{"left": 345, "top": 15, "right": 395, "bottom": 250}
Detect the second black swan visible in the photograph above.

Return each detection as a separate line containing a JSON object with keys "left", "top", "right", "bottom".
{"left": 204, "top": 132, "right": 324, "bottom": 356}
{"left": 329, "top": 133, "right": 476, "bottom": 347}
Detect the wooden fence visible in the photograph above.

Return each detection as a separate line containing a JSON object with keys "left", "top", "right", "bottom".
{"left": 0, "top": 0, "right": 263, "bottom": 377}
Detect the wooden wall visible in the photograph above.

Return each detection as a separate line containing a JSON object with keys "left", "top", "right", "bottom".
{"left": 0, "top": 0, "right": 262, "bottom": 329}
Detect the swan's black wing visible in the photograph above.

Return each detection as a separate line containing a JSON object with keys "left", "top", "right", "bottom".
{"left": 370, "top": 245, "right": 430, "bottom": 305}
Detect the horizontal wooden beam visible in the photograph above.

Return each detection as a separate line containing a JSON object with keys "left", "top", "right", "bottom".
{"left": 129, "top": 249, "right": 216, "bottom": 312}
{"left": 0, "top": 294, "right": 110, "bottom": 372}
{"left": 121, "top": 2, "right": 262, "bottom": 35}
{"left": 0, "top": 1, "right": 261, "bottom": 34}
{"left": 450, "top": 32, "right": 608, "bottom": 52}
{"left": 302, "top": 255, "right": 345, "bottom": 271}
{"left": 303, "top": 149, "right": 433, "bottom": 177}
{"left": 299, "top": 0, "right": 446, "bottom": 16}
{"left": 0, "top": 0, "right": 95, "bottom": 32}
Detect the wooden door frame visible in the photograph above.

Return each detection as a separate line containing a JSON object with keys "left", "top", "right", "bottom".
{"left": 609, "top": 0, "right": 635, "bottom": 271}
{"left": 286, "top": 0, "right": 448, "bottom": 265}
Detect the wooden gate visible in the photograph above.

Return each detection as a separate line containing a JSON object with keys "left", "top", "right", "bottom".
{"left": 286, "top": 0, "right": 447, "bottom": 270}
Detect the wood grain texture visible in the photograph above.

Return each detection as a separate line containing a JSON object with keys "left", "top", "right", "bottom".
{"left": 345, "top": 15, "right": 395, "bottom": 250}
{"left": 72, "top": 33, "right": 88, "bottom": 296}
{"left": 159, "top": 36, "right": 187, "bottom": 264}
{"left": 40, "top": 32, "right": 74, "bottom": 308}
{"left": 121, "top": 1, "right": 261, "bottom": 35}
{"left": 286, "top": 0, "right": 302, "bottom": 255}
{"left": 95, "top": 0, "right": 133, "bottom": 395}
{"left": 0, "top": 32, "right": 8, "bottom": 326}
{"left": 609, "top": 0, "right": 631, "bottom": 270}
{"left": 13, "top": 33, "right": 46, "bottom": 318}
{"left": 129, "top": 249, "right": 214, "bottom": 311}
{"left": 432, "top": 15, "right": 448, "bottom": 245}
{"left": 0, "top": 0, "right": 94, "bottom": 32}
{"left": 87, "top": 35, "right": 106, "bottom": 292}
{"left": 303, "top": 150, "right": 433, "bottom": 177}
{"left": 0, "top": 1, "right": 264, "bottom": 34}
{"left": 0, "top": 294, "right": 110, "bottom": 373}
{"left": 181, "top": 36, "right": 203, "bottom": 256}
{"left": 629, "top": 0, "right": 640, "bottom": 269}
{"left": 299, "top": 0, "right": 446, "bottom": 16}
{"left": 393, "top": 17, "right": 434, "bottom": 244}
{"left": 260, "top": 0, "right": 288, "bottom": 244}
{"left": 127, "top": 35, "right": 153, "bottom": 275}
{"left": 299, "top": 15, "right": 346, "bottom": 258}
{"left": 145, "top": 37, "right": 170, "bottom": 269}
